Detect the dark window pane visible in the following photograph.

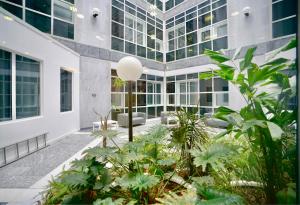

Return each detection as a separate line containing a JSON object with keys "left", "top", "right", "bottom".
{"left": 6, "top": 0, "right": 22, "bottom": 5}
{"left": 25, "top": 10, "right": 51, "bottom": 33}
{"left": 167, "top": 76, "right": 175, "bottom": 81}
{"left": 111, "top": 22, "right": 124, "bottom": 38}
{"left": 166, "top": 0, "right": 174, "bottom": 11}
{"left": 198, "top": 13, "right": 211, "bottom": 28}
{"left": 166, "top": 51, "right": 175, "bottom": 62}
{"left": 186, "top": 32, "right": 197, "bottom": 45}
{"left": 125, "top": 41, "right": 136, "bottom": 55}
{"left": 167, "top": 82, "right": 175, "bottom": 93}
{"left": 147, "top": 36, "right": 155, "bottom": 49}
{"left": 0, "top": 2, "right": 22, "bottom": 19}
{"left": 175, "top": 0, "right": 184, "bottom": 6}
{"left": 54, "top": 19, "right": 74, "bottom": 39}
{"left": 272, "top": 0, "right": 296, "bottom": 21}
{"left": 168, "top": 40, "right": 175, "bottom": 51}
{"left": 60, "top": 69, "right": 72, "bottom": 112}
{"left": 177, "top": 36, "right": 185, "bottom": 48}
{"left": 213, "top": 36, "right": 228, "bottom": 51}
{"left": 112, "top": 0, "right": 124, "bottom": 10}
{"left": 212, "top": 6, "right": 227, "bottom": 23}
{"left": 137, "top": 80, "right": 146, "bottom": 92}
{"left": 147, "top": 107, "right": 155, "bottom": 119}
{"left": 212, "top": 0, "right": 226, "bottom": 9}
{"left": 26, "top": 0, "right": 51, "bottom": 15}
{"left": 112, "top": 7, "right": 124, "bottom": 24}
{"left": 199, "top": 41, "right": 212, "bottom": 54}
{"left": 214, "top": 78, "right": 228, "bottom": 91}
{"left": 168, "top": 30, "right": 175, "bottom": 39}
{"left": 111, "top": 37, "right": 124, "bottom": 51}
{"left": 137, "top": 45, "right": 146, "bottom": 58}
{"left": 273, "top": 17, "right": 297, "bottom": 38}
{"left": 200, "top": 78, "right": 212, "bottom": 92}
{"left": 147, "top": 49, "right": 155, "bottom": 60}
{"left": 176, "top": 48, "right": 185, "bottom": 60}
{"left": 64, "top": 0, "right": 74, "bottom": 4}
{"left": 54, "top": 0, "right": 73, "bottom": 22}
{"left": 156, "top": 28, "right": 163, "bottom": 40}
{"left": 187, "top": 45, "right": 198, "bottom": 57}
{"left": 0, "top": 49, "right": 12, "bottom": 122}
{"left": 156, "top": 0, "right": 163, "bottom": 11}
{"left": 16, "top": 55, "right": 40, "bottom": 119}
{"left": 186, "top": 18, "right": 197, "bottom": 33}
{"left": 137, "top": 94, "right": 146, "bottom": 106}
{"left": 156, "top": 52, "right": 163, "bottom": 62}
{"left": 147, "top": 24, "right": 155, "bottom": 36}
{"left": 200, "top": 93, "right": 212, "bottom": 106}
{"left": 176, "top": 75, "right": 186, "bottom": 80}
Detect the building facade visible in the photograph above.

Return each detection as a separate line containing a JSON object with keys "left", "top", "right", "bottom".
{"left": 0, "top": 0, "right": 296, "bottom": 165}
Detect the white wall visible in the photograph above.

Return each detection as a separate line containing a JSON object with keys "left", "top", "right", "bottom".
{"left": 0, "top": 9, "right": 80, "bottom": 147}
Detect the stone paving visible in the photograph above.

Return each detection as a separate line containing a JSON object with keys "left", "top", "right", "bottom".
{"left": 0, "top": 119, "right": 160, "bottom": 189}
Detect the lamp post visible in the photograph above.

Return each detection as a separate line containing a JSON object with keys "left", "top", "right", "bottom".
{"left": 116, "top": 57, "right": 143, "bottom": 142}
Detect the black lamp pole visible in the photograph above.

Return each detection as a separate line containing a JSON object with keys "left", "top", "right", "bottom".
{"left": 128, "top": 81, "right": 133, "bottom": 142}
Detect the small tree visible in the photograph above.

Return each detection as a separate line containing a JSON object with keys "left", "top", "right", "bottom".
{"left": 200, "top": 39, "right": 297, "bottom": 204}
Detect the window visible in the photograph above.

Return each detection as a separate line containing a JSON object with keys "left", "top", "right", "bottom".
{"left": 0, "top": 49, "right": 12, "bottom": 122}
{"left": 112, "top": 22, "right": 124, "bottom": 38}
{"left": 54, "top": 0, "right": 73, "bottom": 22}
{"left": 54, "top": 19, "right": 74, "bottom": 39}
{"left": 0, "top": 1, "right": 22, "bottom": 19}
{"left": 112, "top": 37, "right": 124, "bottom": 52}
{"left": 60, "top": 69, "right": 72, "bottom": 112}
{"left": 272, "top": 0, "right": 297, "bottom": 38}
{"left": 16, "top": 55, "right": 40, "bottom": 119}
{"left": 26, "top": 0, "right": 51, "bottom": 15}
{"left": 25, "top": 10, "right": 51, "bottom": 33}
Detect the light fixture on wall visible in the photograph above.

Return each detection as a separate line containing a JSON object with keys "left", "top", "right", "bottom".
{"left": 116, "top": 56, "right": 143, "bottom": 142}
{"left": 242, "top": 6, "right": 251, "bottom": 17}
{"left": 92, "top": 8, "right": 100, "bottom": 18}
{"left": 77, "top": 13, "right": 85, "bottom": 19}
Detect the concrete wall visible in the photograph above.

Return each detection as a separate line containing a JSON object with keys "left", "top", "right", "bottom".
{"left": 79, "top": 56, "right": 111, "bottom": 128}
{"left": 0, "top": 9, "right": 80, "bottom": 147}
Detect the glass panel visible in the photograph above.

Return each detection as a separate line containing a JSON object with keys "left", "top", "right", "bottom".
{"left": 213, "top": 36, "right": 228, "bottom": 51}
{"left": 273, "top": 17, "right": 297, "bottom": 38}
{"left": 186, "top": 18, "right": 197, "bottom": 33}
{"left": 125, "top": 41, "right": 136, "bottom": 55}
{"left": 213, "top": 23, "right": 227, "bottom": 38}
{"left": 200, "top": 93, "right": 212, "bottom": 106}
{"left": 190, "top": 93, "right": 199, "bottom": 105}
{"left": 25, "top": 10, "right": 51, "bottom": 33}
{"left": 179, "top": 82, "right": 186, "bottom": 93}
{"left": 156, "top": 51, "right": 163, "bottom": 62}
{"left": 176, "top": 48, "right": 186, "bottom": 60}
{"left": 112, "top": 7, "right": 124, "bottom": 23}
{"left": 189, "top": 81, "right": 198, "bottom": 92}
{"left": 168, "top": 94, "right": 175, "bottom": 104}
{"left": 156, "top": 83, "right": 161, "bottom": 93}
{"left": 147, "top": 94, "right": 153, "bottom": 105}
{"left": 186, "top": 32, "right": 197, "bottom": 45}
{"left": 147, "top": 24, "right": 155, "bottom": 36}
{"left": 175, "top": 25, "right": 185, "bottom": 37}
{"left": 199, "top": 41, "right": 212, "bottom": 54}
{"left": 168, "top": 40, "right": 175, "bottom": 51}
{"left": 137, "top": 45, "right": 146, "bottom": 58}
{"left": 200, "top": 78, "right": 212, "bottom": 92}
{"left": 0, "top": 2, "right": 22, "bottom": 19}
{"left": 166, "top": 51, "right": 175, "bottom": 62}
{"left": 214, "top": 78, "right": 228, "bottom": 91}
{"left": 111, "top": 37, "right": 124, "bottom": 52}
{"left": 198, "top": 13, "right": 211, "bottom": 28}
{"left": 147, "top": 36, "right": 155, "bottom": 49}
{"left": 137, "top": 80, "right": 146, "bottom": 93}
{"left": 60, "top": 69, "right": 72, "bottom": 112}
{"left": 6, "top": 0, "right": 22, "bottom": 5}
{"left": 167, "top": 82, "right": 175, "bottom": 93}
{"left": 156, "top": 94, "right": 161, "bottom": 104}
{"left": 201, "top": 30, "right": 211, "bottom": 42}
{"left": 272, "top": 0, "right": 297, "bottom": 21}
{"left": 137, "top": 32, "right": 146, "bottom": 46}
{"left": 112, "top": 22, "right": 124, "bottom": 38}
{"left": 16, "top": 55, "right": 40, "bottom": 119}
{"left": 136, "top": 94, "right": 146, "bottom": 106}
{"left": 187, "top": 45, "right": 198, "bottom": 57}
{"left": 177, "top": 36, "right": 185, "bottom": 48}
{"left": 212, "top": 6, "right": 227, "bottom": 23}
{"left": 147, "top": 49, "right": 155, "bottom": 60}
{"left": 54, "top": 0, "right": 73, "bottom": 22}
{"left": 54, "top": 19, "right": 74, "bottom": 39}
{"left": 180, "top": 94, "right": 186, "bottom": 105}
{"left": 0, "top": 49, "right": 12, "bottom": 122}
{"left": 147, "top": 107, "right": 155, "bottom": 119}
{"left": 26, "top": 0, "right": 51, "bottom": 14}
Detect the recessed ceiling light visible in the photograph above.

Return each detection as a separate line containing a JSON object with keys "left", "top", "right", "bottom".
{"left": 96, "top": 35, "right": 104, "bottom": 41}
{"left": 2, "top": 41, "right": 6, "bottom": 44}
{"left": 69, "top": 6, "right": 78, "bottom": 12}
{"left": 77, "top": 13, "right": 84, "bottom": 19}
{"left": 150, "top": 5, "right": 157, "bottom": 10}
{"left": 3, "top": 16, "right": 13, "bottom": 21}
{"left": 231, "top": 11, "right": 239, "bottom": 16}
{"left": 150, "top": 11, "right": 157, "bottom": 16}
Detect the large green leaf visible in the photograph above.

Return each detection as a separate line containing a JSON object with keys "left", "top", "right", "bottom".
{"left": 240, "top": 47, "right": 256, "bottom": 71}
{"left": 93, "top": 198, "right": 124, "bottom": 205}
{"left": 116, "top": 173, "right": 160, "bottom": 191}
{"left": 266, "top": 121, "right": 283, "bottom": 140}
{"left": 204, "top": 49, "right": 230, "bottom": 63}
{"left": 61, "top": 172, "right": 89, "bottom": 188}
{"left": 281, "top": 38, "right": 297, "bottom": 51}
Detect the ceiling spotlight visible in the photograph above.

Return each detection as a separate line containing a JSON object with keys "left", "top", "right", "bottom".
{"left": 69, "top": 6, "right": 78, "bottom": 12}
{"left": 242, "top": 6, "right": 251, "bottom": 17}
{"left": 150, "top": 5, "right": 157, "bottom": 10}
{"left": 77, "top": 13, "right": 84, "bottom": 19}
{"left": 150, "top": 11, "right": 157, "bottom": 16}
{"left": 3, "top": 16, "right": 13, "bottom": 21}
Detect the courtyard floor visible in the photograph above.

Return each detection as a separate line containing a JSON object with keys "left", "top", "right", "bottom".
{"left": 0, "top": 119, "right": 161, "bottom": 205}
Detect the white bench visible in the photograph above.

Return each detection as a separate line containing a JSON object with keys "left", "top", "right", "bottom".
{"left": 92, "top": 120, "right": 119, "bottom": 131}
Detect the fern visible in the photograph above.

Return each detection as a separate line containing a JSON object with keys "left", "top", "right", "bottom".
{"left": 61, "top": 172, "right": 90, "bottom": 188}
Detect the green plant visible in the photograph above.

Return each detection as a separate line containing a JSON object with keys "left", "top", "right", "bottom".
{"left": 170, "top": 108, "right": 209, "bottom": 176}
{"left": 200, "top": 38, "right": 297, "bottom": 203}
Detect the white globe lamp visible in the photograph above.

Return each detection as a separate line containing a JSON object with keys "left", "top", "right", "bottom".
{"left": 116, "top": 56, "right": 143, "bottom": 81}
{"left": 116, "top": 56, "right": 143, "bottom": 142}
